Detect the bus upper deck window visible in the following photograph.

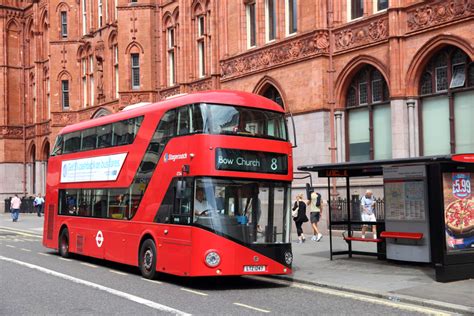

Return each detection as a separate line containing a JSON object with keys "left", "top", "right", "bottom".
{"left": 63, "top": 131, "right": 81, "bottom": 154}
{"left": 51, "top": 135, "right": 64, "bottom": 156}
{"left": 177, "top": 106, "right": 191, "bottom": 135}
{"left": 81, "top": 127, "right": 97, "bottom": 151}
{"left": 97, "top": 124, "right": 113, "bottom": 148}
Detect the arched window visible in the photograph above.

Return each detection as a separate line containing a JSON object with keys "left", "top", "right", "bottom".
{"left": 419, "top": 46, "right": 474, "bottom": 155}
{"left": 128, "top": 45, "right": 141, "bottom": 90}
{"left": 89, "top": 52, "right": 95, "bottom": 105}
{"left": 193, "top": 4, "right": 208, "bottom": 78}
{"left": 164, "top": 11, "right": 178, "bottom": 87}
{"left": 345, "top": 65, "right": 391, "bottom": 161}
{"left": 262, "top": 85, "right": 284, "bottom": 108}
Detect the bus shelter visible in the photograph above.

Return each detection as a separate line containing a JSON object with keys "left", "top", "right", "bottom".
{"left": 298, "top": 154, "right": 474, "bottom": 282}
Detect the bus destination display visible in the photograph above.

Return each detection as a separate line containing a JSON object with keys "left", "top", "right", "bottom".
{"left": 215, "top": 148, "right": 288, "bottom": 174}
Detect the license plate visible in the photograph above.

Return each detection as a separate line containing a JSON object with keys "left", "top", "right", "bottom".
{"left": 243, "top": 265, "right": 266, "bottom": 272}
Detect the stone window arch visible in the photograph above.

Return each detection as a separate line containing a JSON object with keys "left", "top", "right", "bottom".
{"left": 345, "top": 65, "right": 391, "bottom": 161}
{"left": 108, "top": 32, "right": 119, "bottom": 99}
{"left": 192, "top": 1, "right": 210, "bottom": 79}
{"left": 419, "top": 46, "right": 474, "bottom": 155}
{"left": 163, "top": 10, "right": 179, "bottom": 86}
{"left": 261, "top": 84, "right": 284, "bottom": 108}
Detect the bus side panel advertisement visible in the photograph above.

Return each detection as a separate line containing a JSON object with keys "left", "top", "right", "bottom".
{"left": 443, "top": 172, "right": 474, "bottom": 252}
{"left": 60, "top": 153, "right": 127, "bottom": 183}
{"left": 215, "top": 148, "right": 288, "bottom": 175}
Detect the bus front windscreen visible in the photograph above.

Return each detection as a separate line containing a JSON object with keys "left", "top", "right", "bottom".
{"left": 203, "top": 104, "right": 288, "bottom": 141}
{"left": 193, "top": 178, "right": 291, "bottom": 244}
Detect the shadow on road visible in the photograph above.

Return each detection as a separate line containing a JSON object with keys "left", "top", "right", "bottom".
{"left": 46, "top": 251, "right": 288, "bottom": 291}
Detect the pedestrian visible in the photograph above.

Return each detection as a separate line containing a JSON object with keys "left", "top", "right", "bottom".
{"left": 308, "top": 191, "right": 323, "bottom": 241}
{"left": 10, "top": 194, "right": 21, "bottom": 222}
{"left": 361, "top": 190, "right": 377, "bottom": 239}
{"left": 292, "top": 193, "right": 308, "bottom": 243}
{"left": 34, "top": 193, "right": 45, "bottom": 217}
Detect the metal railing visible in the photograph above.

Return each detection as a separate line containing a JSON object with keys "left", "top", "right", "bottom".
{"left": 329, "top": 196, "right": 385, "bottom": 230}
{"left": 4, "top": 197, "right": 37, "bottom": 213}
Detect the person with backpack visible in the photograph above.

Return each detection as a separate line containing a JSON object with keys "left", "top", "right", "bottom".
{"left": 308, "top": 191, "right": 323, "bottom": 241}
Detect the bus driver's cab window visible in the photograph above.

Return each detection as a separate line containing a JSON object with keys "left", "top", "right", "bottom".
{"left": 194, "top": 187, "right": 209, "bottom": 216}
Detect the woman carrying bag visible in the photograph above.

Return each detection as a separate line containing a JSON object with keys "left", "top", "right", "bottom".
{"left": 292, "top": 193, "right": 309, "bottom": 243}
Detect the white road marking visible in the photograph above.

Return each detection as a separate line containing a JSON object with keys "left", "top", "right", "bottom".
{"left": 80, "top": 262, "right": 98, "bottom": 268}
{"left": 180, "top": 288, "right": 208, "bottom": 296}
{"left": 0, "top": 256, "right": 191, "bottom": 316}
{"left": 38, "top": 252, "right": 50, "bottom": 256}
{"left": 142, "top": 278, "right": 163, "bottom": 285}
{"left": 233, "top": 303, "right": 270, "bottom": 313}
{"left": 20, "top": 248, "right": 31, "bottom": 252}
{"left": 0, "top": 227, "right": 42, "bottom": 238}
{"left": 6, "top": 245, "right": 15, "bottom": 248}
{"left": 109, "top": 270, "right": 127, "bottom": 276}
{"left": 248, "top": 276, "right": 451, "bottom": 316}
{"left": 59, "top": 257, "right": 72, "bottom": 262}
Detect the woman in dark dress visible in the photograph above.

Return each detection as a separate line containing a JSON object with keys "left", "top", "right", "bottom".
{"left": 293, "top": 193, "right": 308, "bottom": 243}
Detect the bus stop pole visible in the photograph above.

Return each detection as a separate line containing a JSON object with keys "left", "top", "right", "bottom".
{"left": 346, "top": 176, "right": 352, "bottom": 258}
{"left": 328, "top": 177, "right": 333, "bottom": 260}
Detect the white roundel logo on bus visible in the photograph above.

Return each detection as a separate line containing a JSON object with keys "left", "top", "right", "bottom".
{"left": 164, "top": 153, "right": 169, "bottom": 163}
{"left": 96, "top": 230, "right": 104, "bottom": 248}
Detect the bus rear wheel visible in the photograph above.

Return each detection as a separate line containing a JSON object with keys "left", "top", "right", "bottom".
{"left": 139, "top": 239, "right": 157, "bottom": 279}
{"left": 58, "top": 228, "right": 70, "bottom": 258}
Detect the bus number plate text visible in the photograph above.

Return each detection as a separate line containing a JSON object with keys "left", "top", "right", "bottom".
{"left": 243, "top": 265, "right": 266, "bottom": 272}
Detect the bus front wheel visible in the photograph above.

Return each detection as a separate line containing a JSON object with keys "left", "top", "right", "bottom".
{"left": 58, "top": 229, "right": 70, "bottom": 258}
{"left": 139, "top": 239, "right": 157, "bottom": 279}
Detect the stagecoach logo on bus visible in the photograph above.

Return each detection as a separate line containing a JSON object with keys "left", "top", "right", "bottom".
{"left": 60, "top": 153, "right": 127, "bottom": 183}
{"left": 163, "top": 153, "right": 188, "bottom": 163}
{"left": 452, "top": 173, "right": 471, "bottom": 199}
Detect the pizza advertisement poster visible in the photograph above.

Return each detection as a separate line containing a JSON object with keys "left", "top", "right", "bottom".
{"left": 443, "top": 172, "right": 474, "bottom": 252}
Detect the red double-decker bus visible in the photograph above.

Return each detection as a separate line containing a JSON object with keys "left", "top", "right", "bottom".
{"left": 43, "top": 90, "right": 293, "bottom": 278}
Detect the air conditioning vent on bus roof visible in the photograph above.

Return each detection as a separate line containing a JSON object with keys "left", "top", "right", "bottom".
{"left": 121, "top": 102, "right": 152, "bottom": 111}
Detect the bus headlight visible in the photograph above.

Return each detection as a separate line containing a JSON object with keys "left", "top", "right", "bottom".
{"left": 204, "top": 251, "right": 221, "bottom": 268}
{"left": 284, "top": 251, "right": 293, "bottom": 265}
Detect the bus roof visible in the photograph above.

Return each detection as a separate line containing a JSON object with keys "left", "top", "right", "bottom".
{"left": 60, "top": 90, "right": 285, "bottom": 135}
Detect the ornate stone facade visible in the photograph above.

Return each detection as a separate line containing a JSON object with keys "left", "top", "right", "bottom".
{"left": 407, "top": 0, "right": 474, "bottom": 32}
{"left": 334, "top": 17, "right": 388, "bottom": 52}
{"left": 221, "top": 31, "right": 329, "bottom": 80}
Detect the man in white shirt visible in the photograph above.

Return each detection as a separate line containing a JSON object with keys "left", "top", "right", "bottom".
{"left": 194, "top": 188, "right": 209, "bottom": 217}
{"left": 10, "top": 194, "right": 21, "bottom": 222}
{"left": 34, "top": 194, "right": 45, "bottom": 217}
{"left": 361, "top": 190, "right": 377, "bottom": 239}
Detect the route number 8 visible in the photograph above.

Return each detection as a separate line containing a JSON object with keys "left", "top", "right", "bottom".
{"left": 270, "top": 158, "right": 278, "bottom": 171}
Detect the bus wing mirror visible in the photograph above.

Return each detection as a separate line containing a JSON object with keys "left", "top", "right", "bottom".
{"left": 286, "top": 112, "right": 297, "bottom": 148}
{"left": 176, "top": 180, "right": 186, "bottom": 199}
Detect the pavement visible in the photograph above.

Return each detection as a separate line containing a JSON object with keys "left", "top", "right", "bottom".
{"left": 2, "top": 213, "right": 473, "bottom": 315}
{"left": 283, "top": 234, "right": 474, "bottom": 314}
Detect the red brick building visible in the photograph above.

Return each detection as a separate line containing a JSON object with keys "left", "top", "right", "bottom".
{"left": 1, "top": 0, "right": 473, "bottom": 209}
